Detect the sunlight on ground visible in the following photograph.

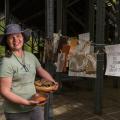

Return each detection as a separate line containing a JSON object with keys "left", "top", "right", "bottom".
{"left": 53, "top": 102, "right": 83, "bottom": 116}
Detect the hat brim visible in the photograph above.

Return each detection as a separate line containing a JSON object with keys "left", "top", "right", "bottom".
{"left": 0, "top": 29, "right": 32, "bottom": 46}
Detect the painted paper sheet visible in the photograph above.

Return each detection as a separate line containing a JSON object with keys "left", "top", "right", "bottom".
{"left": 105, "top": 44, "right": 120, "bottom": 76}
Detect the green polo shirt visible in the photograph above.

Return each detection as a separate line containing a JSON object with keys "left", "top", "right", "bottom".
{"left": 0, "top": 51, "right": 41, "bottom": 113}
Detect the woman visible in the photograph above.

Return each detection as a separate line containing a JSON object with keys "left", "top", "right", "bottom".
{"left": 0, "top": 24, "right": 58, "bottom": 120}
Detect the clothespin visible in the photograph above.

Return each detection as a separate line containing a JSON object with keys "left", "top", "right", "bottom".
{"left": 102, "top": 48, "right": 106, "bottom": 53}
{"left": 96, "top": 50, "right": 99, "bottom": 54}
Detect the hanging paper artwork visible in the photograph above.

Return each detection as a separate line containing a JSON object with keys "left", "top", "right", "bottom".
{"left": 105, "top": 44, "right": 120, "bottom": 76}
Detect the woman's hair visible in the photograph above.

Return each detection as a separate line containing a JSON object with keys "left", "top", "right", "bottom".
{"left": 5, "top": 33, "right": 25, "bottom": 57}
{"left": 5, "top": 43, "right": 12, "bottom": 57}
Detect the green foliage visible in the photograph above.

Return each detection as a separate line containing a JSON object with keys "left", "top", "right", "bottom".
{"left": 0, "top": 19, "right": 5, "bottom": 34}
{"left": 112, "top": 0, "right": 116, "bottom": 4}
{"left": 0, "top": 19, "right": 5, "bottom": 57}
{"left": 24, "top": 37, "right": 32, "bottom": 52}
{"left": 0, "top": 45, "right": 5, "bottom": 57}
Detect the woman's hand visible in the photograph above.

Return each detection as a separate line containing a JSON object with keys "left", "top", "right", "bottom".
{"left": 52, "top": 81, "right": 59, "bottom": 91}
{"left": 27, "top": 100, "right": 39, "bottom": 106}
{"left": 28, "top": 93, "right": 47, "bottom": 106}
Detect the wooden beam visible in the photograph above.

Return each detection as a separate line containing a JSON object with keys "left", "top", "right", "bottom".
{"left": 66, "top": 0, "right": 81, "bottom": 8}
{"left": 5, "top": 0, "right": 9, "bottom": 25}
{"left": 22, "top": 10, "right": 44, "bottom": 23}
{"left": 66, "top": 9, "right": 85, "bottom": 29}
{"left": 11, "top": 0, "right": 29, "bottom": 12}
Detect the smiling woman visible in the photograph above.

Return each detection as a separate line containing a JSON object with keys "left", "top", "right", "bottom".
{"left": 0, "top": 23, "right": 59, "bottom": 120}
{"left": 7, "top": 33, "right": 24, "bottom": 51}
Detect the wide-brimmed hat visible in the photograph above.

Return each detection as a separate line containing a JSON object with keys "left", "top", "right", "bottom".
{"left": 0, "top": 24, "right": 32, "bottom": 46}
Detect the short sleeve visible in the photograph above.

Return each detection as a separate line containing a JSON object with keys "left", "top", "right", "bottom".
{"left": 31, "top": 54, "right": 41, "bottom": 68}
{"left": 0, "top": 58, "right": 13, "bottom": 78}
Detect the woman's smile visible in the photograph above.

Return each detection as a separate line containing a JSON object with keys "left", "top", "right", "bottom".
{"left": 7, "top": 33, "right": 24, "bottom": 50}
{"left": 13, "top": 41, "right": 22, "bottom": 47}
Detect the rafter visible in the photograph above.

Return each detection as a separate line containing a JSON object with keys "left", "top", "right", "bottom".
{"left": 66, "top": 0, "right": 81, "bottom": 8}
{"left": 11, "top": 0, "right": 29, "bottom": 12}
{"left": 22, "top": 10, "right": 44, "bottom": 23}
{"left": 66, "top": 9, "right": 85, "bottom": 29}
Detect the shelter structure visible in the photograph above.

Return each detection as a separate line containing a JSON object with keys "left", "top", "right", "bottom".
{"left": 0, "top": 0, "right": 120, "bottom": 119}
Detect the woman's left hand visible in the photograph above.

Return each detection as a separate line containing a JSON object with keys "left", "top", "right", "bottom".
{"left": 52, "top": 81, "right": 59, "bottom": 91}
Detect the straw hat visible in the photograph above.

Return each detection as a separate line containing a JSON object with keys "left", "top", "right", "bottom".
{"left": 0, "top": 24, "right": 32, "bottom": 45}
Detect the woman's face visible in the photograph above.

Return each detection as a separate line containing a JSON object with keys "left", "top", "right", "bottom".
{"left": 7, "top": 33, "right": 24, "bottom": 51}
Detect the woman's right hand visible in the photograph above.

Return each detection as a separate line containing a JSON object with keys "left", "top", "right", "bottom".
{"left": 27, "top": 100, "right": 39, "bottom": 106}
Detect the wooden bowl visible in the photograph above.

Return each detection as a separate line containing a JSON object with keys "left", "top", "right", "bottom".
{"left": 31, "top": 93, "right": 48, "bottom": 105}
{"left": 35, "top": 80, "right": 59, "bottom": 93}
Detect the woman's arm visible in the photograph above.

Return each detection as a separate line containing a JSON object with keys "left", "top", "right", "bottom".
{"left": 0, "top": 77, "right": 39, "bottom": 105}
{"left": 36, "top": 67, "right": 55, "bottom": 82}
{"left": 36, "top": 66, "right": 59, "bottom": 84}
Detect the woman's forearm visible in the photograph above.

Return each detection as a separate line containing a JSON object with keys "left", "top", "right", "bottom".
{"left": 1, "top": 90, "right": 30, "bottom": 105}
{"left": 37, "top": 67, "right": 55, "bottom": 82}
